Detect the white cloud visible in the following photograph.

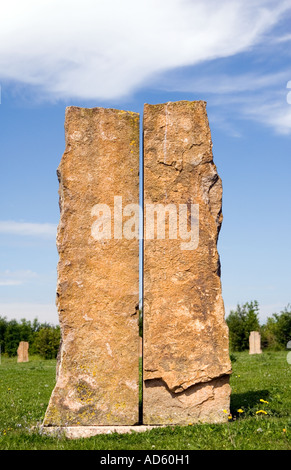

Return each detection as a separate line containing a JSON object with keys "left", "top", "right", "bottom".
{"left": 219, "top": 87, "right": 291, "bottom": 135}
{"left": 0, "top": 0, "right": 289, "bottom": 100}
{"left": 0, "top": 280, "right": 23, "bottom": 286}
{"left": 275, "top": 33, "right": 291, "bottom": 42}
{"left": 243, "top": 100, "right": 291, "bottom": 135}
{"left": 0, "top": 270, "right": 38, "bottom": 287}
{"left": 0, "top": 221, "right": 57, "bottom": 238}
{"left": 159, "top": 68, "right": 291, "bottom": 134}
{"left": 161, "top": 70, "right": 290, "bottom": 96}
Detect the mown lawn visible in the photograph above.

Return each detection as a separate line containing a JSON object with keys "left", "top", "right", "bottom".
{"left": 0, "top": 352, "right": 290, "bottom": 450}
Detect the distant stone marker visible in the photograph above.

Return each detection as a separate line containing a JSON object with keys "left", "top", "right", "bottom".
{"left": 17, "top": 341, "right": 29, "bottom": 363}
{"left": 142, "top": 101, "right": 232, "bottom": 424}
{"left": 43, "top": 106, "right": 140, "bottom": 426}
{"left": 249, "top": 331, "right": 262, "bottom": 355}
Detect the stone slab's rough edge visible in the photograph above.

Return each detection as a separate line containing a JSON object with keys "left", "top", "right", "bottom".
{"left": 40, "top": 425, "right": 168, "bottom": 439}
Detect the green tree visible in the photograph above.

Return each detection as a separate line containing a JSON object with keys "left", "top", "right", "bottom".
{"left": 4, "top": 320, "right": 21, "bottom": 357}
{"left": 18, "top": 319, "right": 34, "bottom": 343}
{"left": 33, "top": 326, "right": 61, "bottom": 359}
{"left": 273, "top": 305, "right": 291, "bottom": 348}
{"left": 261, "top": 317, "right": 280, "bottom": 350}
{"left": 226, "top": 300, "right": 260, "bottom": 351}
{"left": 262, "top": 305, "right": 291, "bottom": 350}
{"left": 226, "top": 305, "right": 246, "bottom": 351}
{"left": 0, "top": 316, "right": 8, "bottom": 354}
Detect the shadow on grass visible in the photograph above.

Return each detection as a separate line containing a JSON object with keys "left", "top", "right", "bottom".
{"left": 230, "top": 389, "right": 270, "bottom": 416}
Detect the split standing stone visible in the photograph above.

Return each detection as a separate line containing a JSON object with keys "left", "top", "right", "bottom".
{"left": 143, "top": 101, "right": 232, "bottom": 424}
{"left": 43, "top": 107, "right": 140, "bottom": 426}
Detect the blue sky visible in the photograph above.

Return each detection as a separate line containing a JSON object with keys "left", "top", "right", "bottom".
{"left": 0, "top": 0, "right": 290, "bottom": 324}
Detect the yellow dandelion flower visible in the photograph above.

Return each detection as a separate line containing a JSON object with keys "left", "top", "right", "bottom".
{"left": 228, "top": 414, "right": 232, "bottom": 420}
{"left": 222, "top": 409, "right": 228, "bottom": 414}
{"left": 256, "top": 410, "right": 267, "bottom": 415}
{"left": 283, "top": 428, "right": 286, "bottom": 433}
{"left": 237, "top": 409, "right": 244, "bottom": 413}
{"left": 259, "top": 399, "right": 269, "bottom": 404}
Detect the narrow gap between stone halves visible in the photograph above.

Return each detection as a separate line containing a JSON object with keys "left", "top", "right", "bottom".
{"left": 138, "top": 116, "right": 144, "bottom": 425}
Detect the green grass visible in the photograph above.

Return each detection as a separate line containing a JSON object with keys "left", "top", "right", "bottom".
{"left": 0, "top": 352, "right": 290, "bottom": 450}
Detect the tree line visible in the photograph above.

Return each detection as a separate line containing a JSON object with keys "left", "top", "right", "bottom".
{"left": 226, "top": 301, "right": 291, "bottom": 352}
{"left": 0, "top": 317, "right": 60, "bottom": 359}
{"left": 1, "top": 301, "right": 290, "bottom": 358}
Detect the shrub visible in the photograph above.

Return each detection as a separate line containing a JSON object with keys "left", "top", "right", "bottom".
{"left": 261, "top": 305, "right": 291, "bottom": 350}
{"left": 0, "top": 316, "right": 61, "bottom": 358}
{"left": 226, "top": 301, "right": 260, "bottom": 352}
{"left": 33, "top": 326, "right": 61, "bottom": 359}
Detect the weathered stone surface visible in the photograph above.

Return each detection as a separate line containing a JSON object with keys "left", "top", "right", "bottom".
{"left": 249, "top": 331, "right": 262, "bottom": 354}
{"left": 144, "top": 376, "right": 230, "bottom": 424}
{"left": 43, "top": 106, "right": 140, "bottom": 426}
{"left": 17, "top": 341, "right": 29, "bottom": 363}
{"left": 143, "top": 101, "right": 231, "bottom": 424}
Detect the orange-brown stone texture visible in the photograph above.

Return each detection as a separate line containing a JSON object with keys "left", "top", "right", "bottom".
{"left": 17, "top": 341, "right": 29, "bottom": 363}
{"left": 43, "top": 107, "right": 140, "bottom": 426}
{"left": 143, "top": 101, "right": 231, "bottom": 424}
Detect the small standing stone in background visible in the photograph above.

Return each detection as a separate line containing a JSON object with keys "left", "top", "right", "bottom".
{"left": 249, "top": 331, "right": 262, "bottom": 354}
{"left": 17, "top": 341, "right": 29, "bottom": 363}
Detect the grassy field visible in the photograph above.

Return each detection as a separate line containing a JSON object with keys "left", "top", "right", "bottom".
{"left": 0, "top": 351, "right": 290, "bottom": 450}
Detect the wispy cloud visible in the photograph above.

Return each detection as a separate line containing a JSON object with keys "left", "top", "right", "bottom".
{"left": 219, "top": 86, "right": 291, "bottom": 135}
{"left": 275, "top": 33, "right": 291, "bottom": 43}
{"left": 0, "top": 280, "right": 23, "bottom": 286}
{"left": 0, "top": 270, "right": 38, "bottom": 287}
{"left": 0, "top": 221, "right": 57, "bottom": 238}
{"left": 0, "top": 0, "right": 290, "bottom": 101}
{"left": 242, "top": 98, "right": 291, "bottom": 135}
{"left": 160, "top": 70, "right": 290, "bottom": 96}
{"left": 159, "top": 67, "right": 291, "bottom": 135}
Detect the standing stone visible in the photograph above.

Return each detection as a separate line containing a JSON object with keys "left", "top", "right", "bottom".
{"left": 17, "top": 341, "right": 29, "bottom": 363}
{"left": 143, "top": 101, "right": 232, "bottom": 424}
{"left": 43, "top": 106, "right": 140, "bottom": 426}
{"left": 249, "top": 331, "right": 262, "bottom": 354}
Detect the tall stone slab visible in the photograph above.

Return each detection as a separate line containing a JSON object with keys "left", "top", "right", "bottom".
{"left": 143, "top": 101, "right": 232, "bottom": 424}
{"left": 249, "top": 331, "right": 262, "bottom": 354}
{"left": 43, "top": 106, "right": 140, "bottom": 426}
{"left": 17, "top": 341, "right": 29, "bottom": 363}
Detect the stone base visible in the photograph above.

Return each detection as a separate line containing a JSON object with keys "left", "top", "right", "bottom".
{"left": 143, "top": 375, "right": 231, "bottom": 425}
{"left": 40, "top": 425, "right": 167, "bottom": 439}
